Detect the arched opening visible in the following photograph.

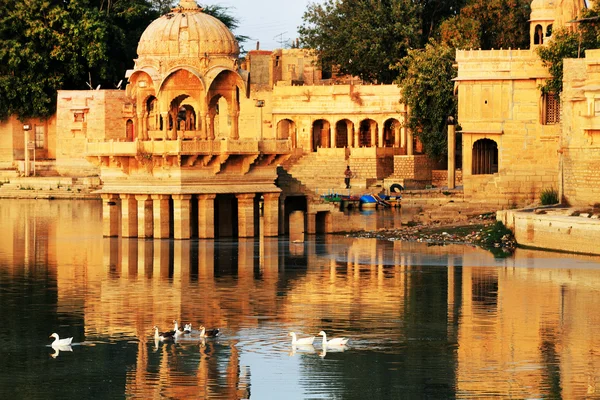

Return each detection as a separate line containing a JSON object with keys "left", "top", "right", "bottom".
{"left": 383, "top": 118, "right": 400, "bottom": 147}
{"left": 472, "top": 138, "right": 498, "bottom": 175}
{"left": 277, "top": 119, "right": 296, "bottom": 146}
{"left": 168, "top": 94, "right": 190, "bottom": 138}
{"left": 359, "top": 119, "right": 377, "bottom": 147}
{"left": 534, "top": 24, "right": 544, "bottom": 45}
{"left": 207, "top": 69, "right": 243, "bottom": 140}
{"left": 335, "top": 119, "right": 352, "bottom": 148}
{"left": 178, "top": 104, "right": 196, "bottom": 131}
{"left": 126, "top": 119, "right": 134, "bottom": 141}
{"left": 546, "top": 24, "right": 553, "bottom": 38}
{"left": 312, "top": 119, "right": 330, "bottom": 151}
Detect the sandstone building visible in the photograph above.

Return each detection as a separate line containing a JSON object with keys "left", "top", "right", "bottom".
{"left": 0, "top": 0, "right": 411, "bottom": 239}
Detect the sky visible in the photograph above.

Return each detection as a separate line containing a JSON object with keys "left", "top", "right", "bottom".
{"left": 213, "top": 0, "right": 323, "bottom": 51}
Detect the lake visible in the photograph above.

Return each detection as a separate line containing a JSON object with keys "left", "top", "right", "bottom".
{"left": 1, "top": 199, "right": 600, "bottom": 399}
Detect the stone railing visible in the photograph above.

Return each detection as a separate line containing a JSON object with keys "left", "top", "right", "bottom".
{"left": 259, "top": 139, "right": 291, "bottom": 154}
{"left": 86, "top": 138, "right": 264, "bottom": 157}
{"left": 86, "top": 140, "right": 137, "bottom": 156}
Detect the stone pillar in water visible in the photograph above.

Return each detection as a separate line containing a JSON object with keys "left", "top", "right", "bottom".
{"left": 152, "top": 194, "right": 171, "bottom": 239}
{"left": 172, "top": 194, "right": 192, "bottom": 239}
{"left": 197, "top": 194, "right": 216, "bottom": 239}
{"left": 263, "top": 192, "right": 280, "bottom": 237}
{"left": 135, "top": 194, "right": 153, "bottom": 238}
{"left": 120, "top": 194, "right": 138, "bottom": 238}
{"left": 101, "top": 193, "right": 120, "bottom": 237}
{"left": 236, "top": 193, "right": 255, "bottom": 238}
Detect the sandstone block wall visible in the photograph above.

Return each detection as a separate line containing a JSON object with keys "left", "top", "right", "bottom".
{"left": 456, "top": 48, "right": 560, "bottom": 206}
{"left": 560, "top": 53, "right": 600, "bottom": 207}
{"left": 498, "top": 209, "right": 600, "bottom": 255}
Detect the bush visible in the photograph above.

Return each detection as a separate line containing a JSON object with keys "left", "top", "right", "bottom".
{"left": 540, "top": 187, "right": 559, "bottom": 205}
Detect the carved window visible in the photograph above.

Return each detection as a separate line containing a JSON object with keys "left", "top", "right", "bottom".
{"left": 74, "top": 111, "right": 85, "bottom": 122}
{"left": 544, "top": 92, "right": 560, "bottom": 124}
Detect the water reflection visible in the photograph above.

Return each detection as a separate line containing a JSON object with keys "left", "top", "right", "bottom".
{"left": 2, "top": 200, "right": 600, "bottom": 398}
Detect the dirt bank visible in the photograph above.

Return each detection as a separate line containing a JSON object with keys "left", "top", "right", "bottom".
{"left": 349, "top": 212, "right": 517, "bottom": 257}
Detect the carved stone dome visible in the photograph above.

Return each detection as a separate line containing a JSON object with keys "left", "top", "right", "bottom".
{"left": 137, "top": 0, "right": 239, "bottom": 59}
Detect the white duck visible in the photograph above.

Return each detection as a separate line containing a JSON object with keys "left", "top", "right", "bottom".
{"left": 199, "top": 326, "right": 220, "bottom": 338}
{"left": 289, "top": 332, "right": 315, "bottom": 346}
{"left": 49, "top": 333, "right": 73, "bottom": 347}
{"left": 318, "top": 330, "right": 349, "bottom": 347}
{"left": 153, "top": 326, "right": 175, "bottom": 341}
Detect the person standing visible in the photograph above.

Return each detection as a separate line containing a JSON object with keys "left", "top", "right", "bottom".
{"left": 344, "top": 166, "right": 352, "bottom": 189}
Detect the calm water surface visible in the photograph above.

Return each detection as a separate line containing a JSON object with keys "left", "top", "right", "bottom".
{"left": 2, "top": 200, "right": 600, "bottom": 399}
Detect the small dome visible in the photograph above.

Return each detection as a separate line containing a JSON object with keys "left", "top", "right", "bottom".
{"left": 137, "top": 1, "right": 239, "bottom": 59}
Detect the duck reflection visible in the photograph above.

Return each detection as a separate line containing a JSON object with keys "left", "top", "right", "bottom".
{"left": 289, "top": 344, "right": 316, "bottom": 357}
{"left": 50, "top": 344, "right": 73, "bottom": 359}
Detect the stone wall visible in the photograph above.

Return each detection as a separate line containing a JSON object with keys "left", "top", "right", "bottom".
{"left": 0, "top": 115, "right": 56, "bottom": 171}
{"left": 56, "top": 90, "right": 130, "bottom": 176}
{"left": 431, "top": 169, "right": 463, "bottom": 187}
{"left": 560, "top": 51, "right": 600, "bottom": 207}
{"left": 498, "top": 208, "right": 600, "bottom": 255}
{"left": 456, "top": 49, "right": 560, "bottom": 206}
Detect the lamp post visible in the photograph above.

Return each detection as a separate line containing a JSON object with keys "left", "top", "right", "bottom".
{"left": 23, "top": 124, "right": 31, "bottom": 177}
{"left": 447, "top": 116, "right": 456, "bottom": 189}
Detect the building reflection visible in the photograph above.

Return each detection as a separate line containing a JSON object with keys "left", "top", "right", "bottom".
{"left": 2, "top": 199, "right": 600, "bottom": 397}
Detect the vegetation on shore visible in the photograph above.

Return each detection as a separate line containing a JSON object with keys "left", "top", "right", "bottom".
{"left": 351, "top": 214, "right": 517, "bottom": 258}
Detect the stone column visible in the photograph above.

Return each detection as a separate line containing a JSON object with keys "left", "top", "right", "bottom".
{"left": 207, "top": 114, "right": 215, "bottom": 140}
{"left": 306, "top": 212, "right": 316, "bottom": 235}
{"left": 370, "top": 121, "right": 377, "bottom": 147}
{"left": 135, "top": 194, "right": 153, "bottom": 238}
{"left": 377, "top": 124, "right": 383, "bottom": 148}
{"left": 236, "top": 193, "right": 255, "bottom": 238}
{"left": 136, "top": 112, "right": 144, "bottom": 140}
{"left": 407, "top": 128, "right": 414, "bottom": 156}
{"left": 230, "top": 110, "right": 240, "bottom": 140}
{"left": 120, "top": 194, "right": 138, "bottom": 238}
{"left": 346, "top": 121, "right": 353, "bottom": 147}
{"left": 197, "top": 194, "right": 216, "bottom": 239}
{"left": 262, "top": 192, "right": 280, "bottom": 237}
{"left": 172, "top": 194, "right": 192, "bottom": 239}
{"left": 447, "top": 117, "right": 456, "bottom": 189}
{"left": 279, "top": 198, "right": 286, "bottom": 236}
{"left": 394, "top": 125, "right": 401, "bottom": 148}
{"left": 151, "top": 194, "right": 171, "bottom": 239}
{"left": 101, "top": 194, "right": 120, "bottom": 237}
{"left": 354, "top": 126, "right": 359, "bottom": 148}
{"left": 161, "top": 112, "right": 169, "bottom": 140}
{"left": 198, "top": 113, "right": 206, "bottom": 139}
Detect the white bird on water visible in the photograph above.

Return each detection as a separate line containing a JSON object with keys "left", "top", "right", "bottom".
{"left": 49, "top": 333, "right": 73, "bottom": 347}
{"left": 289, "top": 332, "right": 315, "bottom": 346}
{"left": 318, "top": 331, "right": 349, "bottom": 347}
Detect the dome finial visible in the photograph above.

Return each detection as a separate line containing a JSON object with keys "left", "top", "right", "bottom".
{"left": 177, "top": 0, "right": 199, "bottom": 10}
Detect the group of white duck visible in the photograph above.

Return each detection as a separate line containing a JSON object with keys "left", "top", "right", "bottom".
{"left": 289, "top": 331, "right": 349, "bottom": 348}
{"left": 153, "top": 320, "right": 220, "bottom": 343}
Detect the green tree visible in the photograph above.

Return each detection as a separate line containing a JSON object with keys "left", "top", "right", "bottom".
{"left": 395, "top": 41, "right": 457, "bottom": 159}
{"left": 418, "top": 0, "right": 466, "bottom": 45}
{"left": 438, "top": 0, "right": 530, "bottom": 50}
{"left": 298, "top": 0, "right": 421, "bottom": 84}
{"left": 0, "top": 0, "right": 113, "bottom": 120}
{"left": 537, "top": 5, "right": 600, "bottom": 95}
